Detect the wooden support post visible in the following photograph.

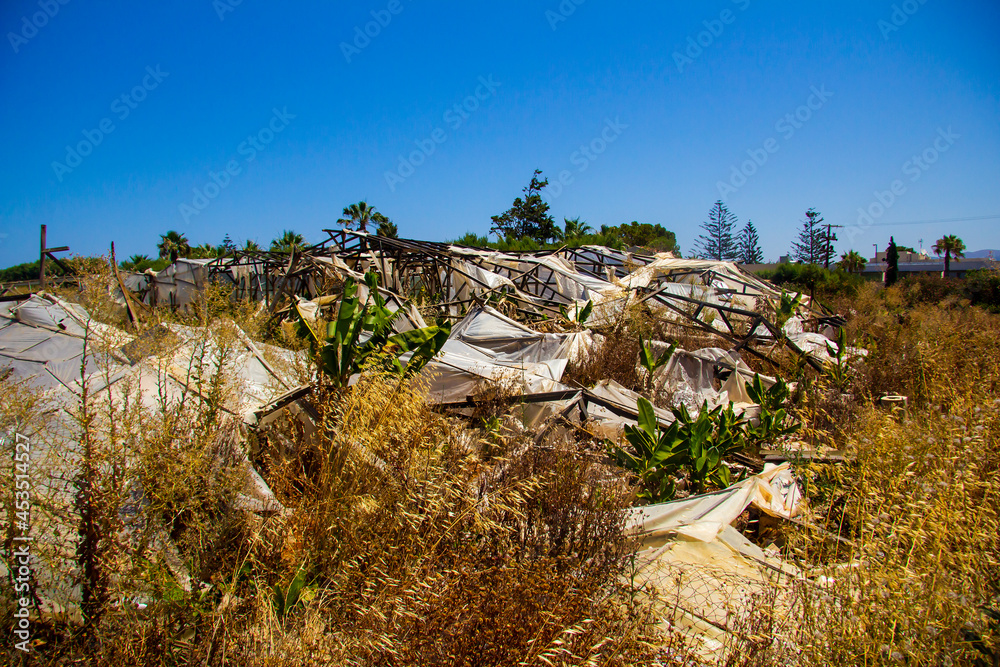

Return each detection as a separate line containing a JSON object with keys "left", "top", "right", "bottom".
{"left": 39, "top": 224, "right": 46, "bottom": 289}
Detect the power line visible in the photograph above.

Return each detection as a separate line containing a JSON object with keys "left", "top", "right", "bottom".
{"left": 864, "top": 214, "right": 1000, "bottom": 228}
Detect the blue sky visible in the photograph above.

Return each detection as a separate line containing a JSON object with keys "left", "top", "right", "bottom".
{"left": 1, "top": 1, "right": 998, "bottom": 266}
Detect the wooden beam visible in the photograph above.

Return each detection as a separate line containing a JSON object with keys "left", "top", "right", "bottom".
{"left": 39, "top": 224, "right": 46, "bottom": 289}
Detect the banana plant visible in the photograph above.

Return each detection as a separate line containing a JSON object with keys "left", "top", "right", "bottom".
{"left": 609, "top": 397, "right": 687, "bottom": 502}
{"left": 824, "top": 327, "right": 852, "bottom": 391}
{"left": 295, "top": 271, "right": 451, "bottom": 387}
{"left": 775, "top": 290, "right": 804, "bottom": 331}
{"left": 670, "top": 401, "right": 747, "bottom": 492}
{"left": 744, "top": 373, "right": 800, "bottom": 448}
{"left": 639, "top": 338, "right": 676, "bottom": 393}
{"left": 559, "top": 299, "right": 593, "bottom": 325}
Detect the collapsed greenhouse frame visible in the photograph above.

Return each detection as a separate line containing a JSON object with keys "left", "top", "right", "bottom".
{"left": 129, "top": 230, "right": 841, "bottom": 377}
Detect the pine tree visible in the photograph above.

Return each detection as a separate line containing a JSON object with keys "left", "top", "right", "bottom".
{"left": 737, "top": 220, "right": 764, "bottom": 264}
{"left": 695, "top": 201, "right": 738, "bottom": 260}
{"left": 790, "top": 208, "right": 828, "bottom": 264}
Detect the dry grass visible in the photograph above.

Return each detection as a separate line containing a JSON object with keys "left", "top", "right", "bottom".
{"left": 2, "top": 329, "right": 670, "bottom": 665}
{"left": 775, "top": 284, "right": 1000, "bottom": 665}
{"left": 785, "top": 398, "right": 1000, "bottom": 665}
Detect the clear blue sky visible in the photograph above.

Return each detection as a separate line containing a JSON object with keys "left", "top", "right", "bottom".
{"left": 2, "top": 1, "right": 998, "bottom": 266}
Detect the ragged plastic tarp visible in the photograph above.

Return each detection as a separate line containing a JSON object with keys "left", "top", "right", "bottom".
{"left": 0, "top": 293, "right": 300, "bottom": 616}
{"left": 420, "top": 305, "right": 589, "bottom": 404}
{"left": 628, "top": 465, "right": 805, "bottom": 663}
{"left": 629, "top": 463, "right": 804, "bottom": 543}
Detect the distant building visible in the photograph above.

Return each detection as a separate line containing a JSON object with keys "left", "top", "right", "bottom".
{"left": 740, "top": 255, "right": 996, "bottom": 280}
{"left": 861, "top": 256, "right": 995, "bottom": 280}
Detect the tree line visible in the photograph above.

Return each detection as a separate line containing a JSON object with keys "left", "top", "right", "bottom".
{"left": 1, "top": 176, "right": 970, "bottom": 281}
{"left": 694, "top": 200, "right": 836, "bottom": 266}
{"left": 458, "top": 169, "right": 680, "bottom": 254}
{"left": 692, "top": 200, "right": 967, "bottom": 278}
{"left": 117, "top": 201, "right": 399, "bottom": 272}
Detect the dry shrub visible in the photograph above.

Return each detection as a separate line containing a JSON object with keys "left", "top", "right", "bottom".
{"left": 564, "top": 327, "right": 642, "bottom": 391}
{"left": 239, "top": 369, "right": 666, "bottom": 666}
{"left": 0, "top": 302, "right": 260, "bottom": 665}
{"left": 775, "top": 285, "right": 1000, "bottom": 665}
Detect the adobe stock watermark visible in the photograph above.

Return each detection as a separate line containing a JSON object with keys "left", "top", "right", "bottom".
{"left": 341, "top": 0, "right": 410, "bottom": 63}
{"left": 213, "top": 0, "right": 245, "bottom": 21}
{"left": 846, "top": 126, "right": 959, "bottom": 244}
{"left": 879, "top": 0, "right": 930, "bottom": 40}
{"left": 545, "top": 0, "right": 586, "bottom": 31}
{"left": 384, "top": 76, "right": 501, "bottom": 192}
{"left": 179, "top": 107, "right": 295, "bottom": 223}
{"left": 7, "top": 0, "right": 71, "bottom": 54}
{"left": 8, "top": 431, "right": 34, "bottom": 653}
{"left": 673, "top": 0, "right": 751, "bottom": 73}
{"left": 51, "top": 65, "right": 169, "bottom": 183}
{"left": 546, "top": 117, "right": 628, "bottom": 201}
{"left": 717, "top": 85, "right": 833, "bottom": 198}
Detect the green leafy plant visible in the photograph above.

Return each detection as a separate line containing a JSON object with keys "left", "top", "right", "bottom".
{"left": 558, "top": 299, "right": 593, "bottom": 325}
{"left": 638, "top": 338, "right": 675, "bottom": 393}
{"left": 775, "top": 289, "right": 804, "bottom": 331}
{"left": 824, "top": 327, "right": 853, "bottom": 391}
{"left": 670, "top": 401, "right": 747, "bottom": 492}
{"left": 273, "top": 564, "right": 314, "bottom": 619}
{"left": 744, "top": 373, "right": 801, "bottom": 448}
{"left": 609, "top": 397, "right": 687, "bottom": 502}
{"left": 295, "top": 271, "right": 451, "bottom": 386}
{"left": 610, "top": 397, "right": 751, "bottom": 501}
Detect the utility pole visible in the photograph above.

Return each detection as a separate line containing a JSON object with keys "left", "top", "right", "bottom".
{"left": 823, "top": 223, "right": 844, "bottom": 269}
{"left": 38, "top": 225, "right": 71, "bottom": 289}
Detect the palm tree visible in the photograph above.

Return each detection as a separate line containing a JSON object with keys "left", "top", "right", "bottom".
{"left": 338, "top": 201, "right": 386, "bottom": 233}
{"left": 121, "top": 254, "right": 151, "bottom": 271}
{"left": 376, "top": 218, "right": 398, "bottom": 238}
{"left": 241, "top": 239, "right": 262, "bottom": 252}
{"left": 933, "top": 235, "right": 966, "bottom": 277}
{"left": 189, "top": 243, "right": 224, "bottom": 259}
{"left": 157, "top": 231, "right": 190, "bottom": 263}
{"left": 838, "top": 250, "right": 866, "bottom": 274}
{"left": 270, "top": 230, "right": 305, "bottom": 253}
{"left": 562, "top": 217, "right": 593, "bottom": 241}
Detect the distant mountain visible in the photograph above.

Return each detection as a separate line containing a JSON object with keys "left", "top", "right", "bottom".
{"left": 964, "top": 249, "right": 999, "bottom": 259}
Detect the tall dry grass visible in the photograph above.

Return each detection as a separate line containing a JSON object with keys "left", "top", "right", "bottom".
{"left": 779, "top": 283, "right": 1000, "bottom": 665}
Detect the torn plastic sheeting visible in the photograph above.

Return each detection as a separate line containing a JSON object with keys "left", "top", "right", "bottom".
{"left": 654, "top": 346, "right": 772, "bottom": 412}
{"left": 0, "top": 294, "right": 298, "bottom": 614}
{"left": 449, "top": 305, "right": 590, "bottom": 365}
{"left": 629, "top": 463, "right": 805, "bottom": 543}
{"left": 418, "top": 305, "right": 589, "bottom": 405}
{"left": 787, "top": 330, "right": 869, "bottom": 365}
{"left": 583, "top": 378, "right": 674, "bottom": 439}
{"left": 629, "top": 464, "right": 806, "bottom": 664}
{"left": 633, "top": 526, "right": 796, "bottom": 664}
{"left": 420, "top": 347, "right": 571, "bottom": 406}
